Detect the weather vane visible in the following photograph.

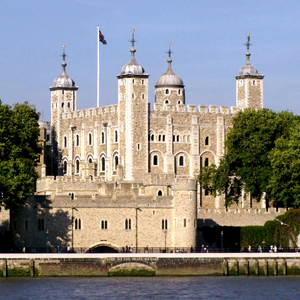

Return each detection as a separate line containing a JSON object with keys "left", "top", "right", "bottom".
{"left": 60, "top": 44, "right": 67, "bottom": 61}
{"left": 243, "top": 32, "right": 252, "bottom": 52}
{"left": 129, "top": 29, "right": 136, "bottom": 47}
{"left": 166, "top": 41, "right": 173, "bottom": 58}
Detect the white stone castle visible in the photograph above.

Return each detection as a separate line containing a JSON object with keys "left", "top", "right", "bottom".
{"left": 9, "top": 32, "right": 285, "bottom": 252}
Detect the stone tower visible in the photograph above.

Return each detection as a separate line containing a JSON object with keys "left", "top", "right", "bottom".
{"left": 236, "top": 33, "right": 264, "bottom": 110}
{"left": 117, "top": 30, "right": 149, "bottom": 181}
{"left": 155, "top": 42, "right": 185, "bottom": 106}
{"left": 50, "top": 45, "right": 78, "bottom": 175}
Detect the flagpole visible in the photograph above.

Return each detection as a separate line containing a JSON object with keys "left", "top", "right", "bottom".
{"left": 97, "top": 26, "right": 100, "bottom": 107}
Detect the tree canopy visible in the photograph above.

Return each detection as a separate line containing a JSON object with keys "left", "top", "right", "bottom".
{"left": 0, "top": 100, "right": 41, "bottom": 210}
{"left": 198, "top": 108, "right": 300, "bottom": 208}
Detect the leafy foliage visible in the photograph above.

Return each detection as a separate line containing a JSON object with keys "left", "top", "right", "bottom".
{"left": 199, "top": 109, "right": 300, "bottom": 207}
{"left": 240, "top": 209, "right": 300, "bottom": 249}
{"left": 0, "top": 100, "right": 41, "bottom": 210}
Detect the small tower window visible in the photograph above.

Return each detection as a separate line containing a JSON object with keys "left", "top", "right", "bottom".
{"left": 205, "top": 136, "right": 209, "bottom": 146}
{"left": 142, "top": 79, "right": 145, "bottom": 85}
{"left": 162, "top": 135, "right": 165, "bottom": 142}
{"left": 114, "top": 130, "right": 118, "bottom": 143}
{"left": 62, "top": 103, "right": 64, "bottom": 108}
{"left": 178, "top": 100, "right": 181, "bottom": 104}
{"left": 101, "top": 157, "right": 105, "bottom": 171}
{"left": 114, "top": 156, "right": 119, "bottom": 170}
{"left": 142, "top": 94, "right": 145, "bottom": 99}
{"left": 132, "top": 79, "right": 135, "bottom": 84}
{"left": 253, "top": 80, "right": 256, "bottom": 85}
{"left": 76, "top": 159, "right": 80, "bottom": 174}
{"left": 76, "top": 134, "right": 80, "bottom": 147}
{"left": 205, "top": 158, "right": 209, "bottom": 167}
{"left": 158, "top": 135, "right": 162, "bottom": 142}
{"left": 63, "top": 161, "right": 67, "bottom": 174}
{"left": 64, "top": 136, "right": 67, "bottom": 148}
{"left": 67, "top": 102, "right": 70, "bottom": 108}
{"left": 177, "top": 135, "right": 180, "bottom": 142}
{"left": 165, "top": 100, "right": 169, "bottom": 104}
{"left": 179, "top": 155, "right": 184, "bottom": 166}
{"left": 153, "top": 155, "right": 158, "bottom": 166}
{"left": 165, "top": 89, "right": 169, "bottom": 95}
{"left": 88, "top": 133, "right": 92, "bottom": 146}
{"left": 178, "top": 89, "right": 181, "bottom": 95}
{"left": 151, "top": 134, "right": 154, "bottom": 141}
{"left": 132, "top": 93, "right": 134, "bottom": 99}
{"left": 101, "top": 131, "right": 105, "bottom": 144}
{"left": 88, "top": 158, "right": 93, "bottom": 164}
{"left": 157, "top": 190, "right": 163, "bottom": 196}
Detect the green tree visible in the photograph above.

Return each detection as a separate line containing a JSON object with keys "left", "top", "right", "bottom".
{"left": 268, "top": 122, "right": 300, "bottom": 208}
{"left": 0, "top": 100, "right": 41, "bottom": 210}
{"left": 199, "top": 109, "right": 300, "bottom": 207}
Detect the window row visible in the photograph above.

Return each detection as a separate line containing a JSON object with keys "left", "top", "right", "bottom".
{"left": 63, "top": 155, "right": 119, "bottom": 175}
{"left": 63, "top": 130, "right": 119, "bottom": 148}
{"left": 152, "top": 155, "right": 185, "bottom": 167}
{"left": 164, "top": 99, "right": 182, "bottom": 105}
{"left": 164, "top": 88, "right": 182, "bottom": 95}
{"left": 148, "top": 134, "right": 190, "bottom": 143}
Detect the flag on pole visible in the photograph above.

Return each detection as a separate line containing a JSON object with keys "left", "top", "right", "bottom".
{"left": 99, "top": 30, "right": 107, "bottom": 45}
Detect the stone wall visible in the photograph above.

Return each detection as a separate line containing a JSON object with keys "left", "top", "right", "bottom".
{"left": 1, "top": 253, "right": 300, "bottom": 277}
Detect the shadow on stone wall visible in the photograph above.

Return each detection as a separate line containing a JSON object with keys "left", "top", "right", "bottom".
{"left": 9, "top": 196, "right": 72, "bottom": 252}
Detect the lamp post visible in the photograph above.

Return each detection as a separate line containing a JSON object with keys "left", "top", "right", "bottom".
{"left": 164, "top": 230, "right": 168, "bottom": 253}
{"left": 221, "top": 231, "right": 224, "bottom": 253}
{"left": 46, "top": 229, "right": 49, "bottom": 253}
{"left": 136, "top": 207, "right": 142, "bottom": 253}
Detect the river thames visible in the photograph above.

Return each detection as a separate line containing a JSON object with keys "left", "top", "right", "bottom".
{"left": 0, "top": 276, "right": 299, "bottom": 299}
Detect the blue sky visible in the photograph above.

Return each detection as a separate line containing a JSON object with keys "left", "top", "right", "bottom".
{"left": 1, "top": 0, "right": 300, "bottom": 121}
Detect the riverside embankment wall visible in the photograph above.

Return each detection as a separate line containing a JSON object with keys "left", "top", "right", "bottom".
{"left": 1, "top": 253, "right": 300, "bottom": 277}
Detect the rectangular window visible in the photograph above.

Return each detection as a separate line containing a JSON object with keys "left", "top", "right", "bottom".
{"left": 184, "top": 219, "right": 187, "bottom": 227}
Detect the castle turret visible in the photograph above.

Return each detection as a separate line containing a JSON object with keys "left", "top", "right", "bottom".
{"left": 155, "top": 42, "right": 185, "bottom": 106}
{"left": 50, "top": 45, "right": 78, "bottom": 175}
{"left": 117, "top": 30, "right": 149, "bottom": 181}
{"left": 235, "top": 33, "right": 264, "bottom": 110}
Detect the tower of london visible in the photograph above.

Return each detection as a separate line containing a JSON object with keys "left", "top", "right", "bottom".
{"left": 10, "top": 32, "right": 285, "bottom": 252}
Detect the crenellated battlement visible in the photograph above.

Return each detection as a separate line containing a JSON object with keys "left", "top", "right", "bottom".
{"left": 152, "top": 103, "right": 240, "bottom": 114}
{"left": 198, "top": 207, "right": 289, "bottom": 227}
{"left": 61, "top": 104, "right": 118, "bottom": 120}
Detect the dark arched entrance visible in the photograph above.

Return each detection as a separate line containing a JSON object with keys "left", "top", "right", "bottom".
{"left": 87, "top": 245, "right": 119, "bottom": 253}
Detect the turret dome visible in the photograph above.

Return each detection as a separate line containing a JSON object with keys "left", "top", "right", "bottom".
{"left": 155, "top": 42, "right": 184, "bottom": 87}
{"left": 118, "top": 29, "right": 148, "bottom": 78}
{"left": 52, "top": 61, "right": 76, "bottom": 88}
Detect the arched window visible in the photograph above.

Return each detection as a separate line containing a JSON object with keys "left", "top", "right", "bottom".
{"left": 67, "top": 102, "right": 70, "bottom": 108}
{"left": 177, "top": 135, "right": 180, "bottom": 142}
{"left": 153, "top": 155, "right": 158, "bottom": 166}
{"left": 162, "top": 135, "right": 165, "bottom": 142}
{"left": 179, "top": 156, "right": 184, "bottom": 166}
{"left": 114, "top": 156, "right": 119, "bottom": 170}
{"left": 88, "top": 158, "right": 93, "bottom": 164}
{"left": 165, "top": 89, "right": 169, "bottom": 95}
{"left": 173, "top": 135, "right": 175, "bottom": 142}
{"left": 178, "top": 89, "right": 181, "bottom": 95}
{"left": 158, "top": 135, "right": 162, "bottom": 142}
{"left": 78, "top": 219, "right": 81, "bottom": 230}
{"left": 129, "top": 219, "right": 131, "bottom": 229}
{"left": 205, "top": 136, "right": 209, "bottom": 146}
{"left": 101, "top": 157, "right": 105, "bottom": 171}
{"left": 132, "top": 79, "right": 135, "bottom": 84}
{"left": 62, "top": 103, "right": 64, "bottom": 108}
{"left": 178, "top": 100, "right": 181, "bottom": 104}
{"left": 64, "top": 136, "right": 67, "bottom": 148}
{"left": 165, "top": 99, "right": 169, "bottom": 104}
{"left": 63, "top": 161, "right": 67, "bottom": 174}
{"left": 115, "top": 130, "right": 118, "bottom": 143}
{"left": 75, "top": 219, "right": 78, "bottom": 230}
{"left": 151, "top": 134, "right": 154, "bottom": 141}
{"left": 157, "top": 190, "right": 163, "bottom": 196}
{"left": 76, "top": 159, "right": 80, "bottom": 174}
{"left": 88, "top": 133, "right": 92, "bottom": 146}
{"left": 76, "top": 135, "right": 80, "bottom": 147}
{"left": 205, "top": 158, "right": 209, "bottom": 167}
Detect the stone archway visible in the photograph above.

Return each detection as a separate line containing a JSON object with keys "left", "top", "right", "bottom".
{"left": 87, "top": 242, "right": 120, "bottom": 253}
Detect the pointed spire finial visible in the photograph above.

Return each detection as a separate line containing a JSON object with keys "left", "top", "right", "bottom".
{"left": 166, "top": 41, "right": 173, "bottom": 58}
{"left": 60, "top": 44, "right": 68, "bottom": 62}
{"left": 129, "top": 29, "right": 136, "bottom": 48}
{"left": 243, "top": 32, "right": 252, "bottom": 63}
